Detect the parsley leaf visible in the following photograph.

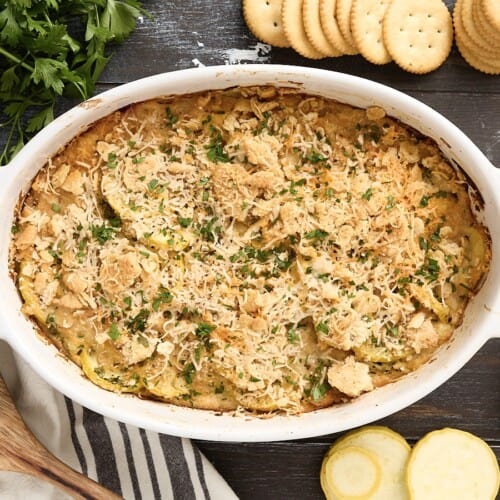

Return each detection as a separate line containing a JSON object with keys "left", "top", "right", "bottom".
{"left": 0, "top": 1, "right": 147, "bottom": 165}
{"left": 90, "top": 222, "right": 118, "bottom": 244}
{"left": 194, "top": 322, "right": 216, "bottom": 339}
{"left": 205, "top": 126, "right": 230, "bottom": 163}
{"left": 152, "top": 287, "right": 173, "bottom": 312}
{"left": 108, "top": 323, "right": 121, "bottom": 341}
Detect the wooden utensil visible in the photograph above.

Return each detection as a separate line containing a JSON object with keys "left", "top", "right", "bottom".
{"left": 0, "top": 373, "right": 121, "bottom": 499}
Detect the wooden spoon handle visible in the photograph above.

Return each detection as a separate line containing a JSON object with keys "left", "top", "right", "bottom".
{"left": 0, "top": 374, "right": 122, "bottom": 499}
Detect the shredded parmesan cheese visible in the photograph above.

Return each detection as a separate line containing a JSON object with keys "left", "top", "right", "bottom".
{"left": 9, "top": 87, "right": 491, "bottom": 414}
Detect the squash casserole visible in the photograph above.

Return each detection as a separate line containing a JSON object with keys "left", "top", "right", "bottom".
{"left": 10, "top": 87, "right": 491, "bottom": 414}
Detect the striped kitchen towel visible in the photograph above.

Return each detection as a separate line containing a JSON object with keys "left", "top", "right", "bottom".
{"left": 0, "top": 344, "right": 237, "bottom": 500}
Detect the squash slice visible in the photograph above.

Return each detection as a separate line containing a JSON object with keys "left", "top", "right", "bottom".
{"left": 321, "top": 446, "right": 382, "bottom": 499}
{"left": 80, "top": 349, "right": 142, "bottom": 394}
{"left": 321, "top": 426, "right": 410, "bottom": 499}
{"left": 406, "top": 428, "right": 499, "bottom": 500}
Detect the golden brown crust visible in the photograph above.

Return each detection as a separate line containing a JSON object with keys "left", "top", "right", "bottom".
{"left": 10, "top": 86, "right": 491, "bottom": 415}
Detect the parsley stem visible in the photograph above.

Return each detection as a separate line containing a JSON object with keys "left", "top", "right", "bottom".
{"left": 0, "top": 47, "right": 34, "bottom": 73}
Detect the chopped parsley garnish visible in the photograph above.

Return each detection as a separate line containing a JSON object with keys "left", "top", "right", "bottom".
{"left": 126, "top": 308, "right": 150, "bottom": 333}
{"left": 316, "top": 322, "right": 329, "bottom": 335}
{"left": 46, "top": 313, "right": 57, "bottom": 334}
{"left": 419, "top": 196, "right": 430, "bottom": 207}
{"left": 288, "top": 178, "right": 307, "bottom": 195}
{"left": 165, "top": 107, "right": 178, "bottom": 127}
{"left": 101, "top": 200, "right": 122, "bottom": 228}
{"left": 287, "top": 327, "right": 300, "bottom": 344}
{"left": 430, "top": 226, "right": 442, "bottom": 242}
{"left": 386, "top": 195, "right": 395, "bottom": 210}
{"left": 254, "top": 111, "right": 271, "bottom": 135}
{"left": 76, "top": 238, "right": 88, "bottom": 262}
{"left": 183, "top": 362, "right": 196, "bottom": 384}
{"left": 304, "top": 229, "right": 329, "bottom": 240}
{"left": 230, "top": 246, "right": 271, "bottom": 263}
{"left": 362, "top": 187, "right": 374, "bottom": 201}
{"left": 273, "top": 249, "right": 295, "bottom": 273}
{"left": 367, "top": 124, "right": 382, "bottom": 143}
{"left": 152, "top": 287, "right": 173, "bottom": 312}
{"left": 307, "top": 362, "right": 329, "bottom": 401}
{"left": 177, "top": 216, "right": 192, "bottom": 228}
{"left": 198, "top": 216, "right": 221, "bottom": 242}
{"left": 107, "top": 152, "right": 118, "bottom": 169}
{"left": 50, "top": 203, "right": 61, "bottom": 213}
{"left": 416, "top": 257, "right": 441, "bottom": 282}
{"left": 48, "top": 248, "right": 61, "bottom": 262}
{"left": 108, "top": 323, "right": 120, "bottom": 341}
{"left": 385, "top": 324, "right": 399, "bottom": 337}
{"left": 305, "top": 149, "right": 327, "bottom": 164}
{"left": 147, "top": 178, "right": 159, "bottom": 191}
{"left": 194, "top": 322, "right": 216, "bottom": 339}
{"left": 205, "top": 127, "right": 230, "bottom": 163}
{"left": 311, "top": 382, "right": 329, "bottom": 401}
{"left": 90, "top": 223, "right": 118, "bottom": 244}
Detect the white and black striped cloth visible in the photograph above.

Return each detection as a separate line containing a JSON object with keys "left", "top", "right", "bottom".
{"left": 0, "top": 344, "right": 237, "bottom": 500}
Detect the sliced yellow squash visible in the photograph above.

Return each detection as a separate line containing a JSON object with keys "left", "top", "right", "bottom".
{"left": 353, "top": 343, "right": 412, "bottom": 363}
{"left": 80, "top": 349, "right": 142, "bottom": 394}
{"left": 321, "top": 446, "right": 382, "bottom": 500}
{"left": 409, "top": 284, "right": 449, "bottom": 322}
{"left": 406, "top": 428, "right": 500, "bottom": 500}
{"left": 18, "top": 262, "right": 50, "bottom": 326}
{"left": 101, "top": 168, "right": 194, "bottom": 251}
{"left": 463, "top": 227, "right": 486, "bottom": 267}
{"left": 145, "top": 365, "right": 190, "bottom": 399}
{"left": 321, "top": 426, "right": 411, "bottom": 500}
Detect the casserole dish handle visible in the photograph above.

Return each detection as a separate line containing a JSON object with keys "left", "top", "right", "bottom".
{"left": 0, "top": 162, "right": 18, "bottom": 344}
{"left": 0, "top": 162, "right": 18, "bottom": 183}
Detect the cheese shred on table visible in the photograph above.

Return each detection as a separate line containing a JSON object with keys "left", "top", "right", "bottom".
{"left": 10, "top": 87, "right": 491, "bottom": 414}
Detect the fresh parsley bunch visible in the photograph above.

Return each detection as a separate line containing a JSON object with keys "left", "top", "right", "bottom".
{"left": 0, "top": 0, "right": 146, "bottom": 165}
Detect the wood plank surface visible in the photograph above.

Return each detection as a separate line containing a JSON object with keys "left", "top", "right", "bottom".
{"left": 0, "top": 0, "right": 498, "bottom": 499}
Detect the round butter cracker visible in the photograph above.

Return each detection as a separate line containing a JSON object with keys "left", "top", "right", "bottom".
{"left": 351, "top": 0, "right": 392, "bottom": 64}
{"left": 475, "top": 0, "right": 500, "bottom": 46}
{"left": 303, "top": 0, "right": 343, "bottom": 55}
{"left": 336, "top": 0, "right": 358, "bottom": 49}
{"left": 455, "top": 25, "right": 500, "bottom": 74}
{"left": 319, "top": 0, "right": 359, "bottom": 54}
{"left": 460, "top": 0, "right": 492, "bottom": 51}
{"left": 282, "top": 0, "right": 327, "bottom": 58}
{"left": 480, "top": 0, "right": 500, "bottom": 32}
{"left": 454, "top": 0, "right": 500, "bottom": 74}
{"left": 243, "top": 0, "right": 291, "bottom": 47}
{"left": 454, "top": 0, "right": 498, "bottom": 60}
{"left": 383, "top": 0, "right": 453, "bottom": 74}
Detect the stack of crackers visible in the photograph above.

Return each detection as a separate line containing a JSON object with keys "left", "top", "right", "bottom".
{"left": 453, "top": 0, "right": 500, "bottom": 74}
{"left": 243, "top": 0, "right": 499, "bottom": 74}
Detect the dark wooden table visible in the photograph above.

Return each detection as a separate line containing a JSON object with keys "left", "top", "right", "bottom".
{"left": 1, "top": 1, "right": 498, "bottom": 498}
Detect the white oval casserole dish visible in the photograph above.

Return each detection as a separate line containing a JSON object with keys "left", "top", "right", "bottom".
{"left": 0, "top": 65, "right": 499, "bottom": 442}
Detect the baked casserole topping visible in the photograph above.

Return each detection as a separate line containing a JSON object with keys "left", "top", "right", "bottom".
{"left": 10, "top": 87, "right": 490, "bottom": 414}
